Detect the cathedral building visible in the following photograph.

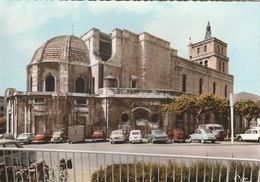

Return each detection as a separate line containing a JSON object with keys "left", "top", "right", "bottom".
{"left": 5, "top": 23, "right": 233, "bottom": 138}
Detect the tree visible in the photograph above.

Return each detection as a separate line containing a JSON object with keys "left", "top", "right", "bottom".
{"left": 234, "top": 100, "right": 260, "bottom": 129}
{"left": 163, "top": 94, "right": 217, "bottom": 128}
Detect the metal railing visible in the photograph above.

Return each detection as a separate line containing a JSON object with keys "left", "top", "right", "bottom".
{"left": 1, "top": 148, "right": 260, "bottom": 182}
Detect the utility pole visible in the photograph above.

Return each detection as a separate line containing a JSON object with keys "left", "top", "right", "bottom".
{"left": 230, "top": 93, "right": 234, "bottom": 144}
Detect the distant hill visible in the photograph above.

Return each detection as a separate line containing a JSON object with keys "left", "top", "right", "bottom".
{"left": 234, "top": 92, "right": 260, "bottom": 102}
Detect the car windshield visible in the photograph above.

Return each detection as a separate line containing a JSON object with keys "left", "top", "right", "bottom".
{"left": 154, "top": 130, "right": 164, "bottom": 135}
{"left": 205, "top": 129, "right": 213, "bottom": 133}
{"left": 214, "top": 126, "right": 224, "bottom": 130}
{"left": 93, "top": 131, "right": 103, "bottom": 135}
{"left": 132, "top": 131, "right": 140, "bottom": 135}
{"left": 53, "top": 132, "right": 62, "bottom": 137}
{"left": 112, "top": 131, "right": 122, "bottom": 135}
{"left": 19, "top": 133, "right": 30, "bottom": 137}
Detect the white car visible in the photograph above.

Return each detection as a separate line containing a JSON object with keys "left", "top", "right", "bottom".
{"left": 236, "top": 128, "right": 260, "bottom": 142}
{"left": 110, "top": 130, "right": 127, "bottom": 144}
{"left": 129, "top": 130, "right": 142, "bottom": 143}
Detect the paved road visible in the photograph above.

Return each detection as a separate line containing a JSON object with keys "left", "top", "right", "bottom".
{"left": 21, "top": 141, "right": 260, "bottom": 182}
{"left": 24, "top": 140, "right": 260, "bottom": 159}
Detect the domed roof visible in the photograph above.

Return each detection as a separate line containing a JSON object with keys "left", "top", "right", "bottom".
{"left": 31, "top": 35, "right": 89, "bottom": 64}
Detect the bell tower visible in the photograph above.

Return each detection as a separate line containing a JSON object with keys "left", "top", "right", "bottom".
{"left": 189, "top": 22, "right": 229, "bottom": 74}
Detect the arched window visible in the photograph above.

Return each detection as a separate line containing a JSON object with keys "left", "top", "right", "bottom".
{"left": 131, "top": 80, "right": 137, "bottom": 88}
{"left": 45, "top": 75, "right": 55, "bottom": 92}
{"left": 213, "top": 82, "right": 216, "bottom": 95}
{"left": 199, "top": 78, "right": 203, "bottom": 94}
{"left": 204, "top": 45, "right": 207, "bottom": 52}
{"left": 197, "top": 47, "right": 200, "bottom": 54}
{"left": 224, "top": 85, "right": 228, "bottom": 98}
{"left": 204, "top": 60, "right": 208, "bottom": 67}
{"left": 75, "top": 77, "right": 86, "bottom": 93}
{"left": 182, "top": 74, "right": 186, "bottom": 92}
{"left": 222, "top": 62, "right": 225, "bottom": 72}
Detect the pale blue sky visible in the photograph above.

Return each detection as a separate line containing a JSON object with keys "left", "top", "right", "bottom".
{"left": 0, "top": 2, "right": 259, "bottom": 96}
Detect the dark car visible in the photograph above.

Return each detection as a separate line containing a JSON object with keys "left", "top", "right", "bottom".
{"left": 146, "top": 130, "right": 168, "bottom": 143}
{"left": 168, "top": 128, "right": 186, "bottom": 143}
{"left": 91, "top": 130, "right": 106, "bottom": 142}
{"left": 33, "top": 133, "right": 52, "bottom": 143}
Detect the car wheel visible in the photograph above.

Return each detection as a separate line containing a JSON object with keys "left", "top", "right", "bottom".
{"left": 201, "top": 140, "right": 205, "bottom": 144}
{"left": 151, "top": 138, "right": 155, "bottom": 144}
{"left": 238, "top": 137, "right": 243, "bottom": 142}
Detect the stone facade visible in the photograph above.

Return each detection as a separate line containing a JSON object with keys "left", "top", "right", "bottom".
{"left": 5, "top": 23, "right": 234, "bottom": 137}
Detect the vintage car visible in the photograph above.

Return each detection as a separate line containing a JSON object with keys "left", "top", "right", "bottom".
{"left": 0, "top": 133, "right": 15, "bottom": 140}
{"left": 168, "top": 128, "right": 186, "bottom": 143}
{"left": 110, "top": 130, "right": 127, "bottom": 144}
{"left": 236, "top": 127, "right": 260, "bottom": 142}
{"left": 188, "top": 129, "right": 216, "bottom": 143}
{"left": 91, "top": 130, "right": 106, "bottom": 142}
{"left": 51, "top": 131, "right": 67, "bottom": 143}
{"left": 198, "top": 124, "right": 225, "bottom": 140}
{"left": 146, "top": 130, "right": 168, "bottom": 143}
{"left": 33, "top": 133, "right": 52, "bottom": 143}
{"left": 17, "top": 133, "right": 34, "bottom": 144}
{"left": 129, "top": 130, "right": 143, "bottom": 143}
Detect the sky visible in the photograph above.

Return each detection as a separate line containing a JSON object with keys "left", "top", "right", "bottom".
{"left": 0, "top": 1, "right": 259, "bottom": 96}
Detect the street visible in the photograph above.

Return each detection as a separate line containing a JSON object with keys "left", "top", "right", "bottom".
{"left": 24, "top": 141, "right": 260, "bottom": 159}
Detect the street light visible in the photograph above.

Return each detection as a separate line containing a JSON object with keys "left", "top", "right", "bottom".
{"left": 230, "top": 93, "right": 234, "bottom": 144}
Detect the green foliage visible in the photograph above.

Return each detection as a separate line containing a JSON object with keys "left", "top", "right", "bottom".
{"left": 163, "top": 94, "right": 230, "bottom": 128}
{"left": 235, "top": 100, "right": 260, "bottom": 128}
{"left": 91, "top": 160, "right": 259, "bottom": 182}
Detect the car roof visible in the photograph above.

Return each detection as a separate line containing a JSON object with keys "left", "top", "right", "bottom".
{"left": 130, "top": 130, "right": 140, "bottom": 132}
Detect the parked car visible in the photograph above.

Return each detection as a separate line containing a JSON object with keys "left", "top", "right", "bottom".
{"left": 168, "top": 128, "right": 186, "bottom": 143}
{"left": 188, "top": 129, "right": 216, "bottom": 143}
{"left": 129, "top": 130, "right": 143, "bottom": 143}
{"left": 91, "top": 130, "right": 106, "bottom": 142}
{"left": 146, "top": 130, "right": 168, "bottom": 143}
{"left": 0, "top": 139, "right": 36, "bottom": 181}
{"left": 0, "top": 133, "right": 15, "bottom": 140}
{"left": 33, "top": 133, "right": 52, "bottom": 143}
{"left": 236, "top": 127, "right": 260, "bottom": 142}
{"left": 17, "top": 133, "right": 34, "bottom": 144}
{"left": 51, "top": 131, "right": 67, "bottom": 143}
{"left": 198, "top": 124, "right": 225, "bottom": 140}
{"left": 68, "top": 125, "right": 85, "bottom": 143}
{"left": 110, "top": 130, "right": 127, "bottom": 144}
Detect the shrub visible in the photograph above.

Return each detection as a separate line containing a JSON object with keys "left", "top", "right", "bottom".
{"left": 91, "top": 160, "right": 259, "bottom": 182}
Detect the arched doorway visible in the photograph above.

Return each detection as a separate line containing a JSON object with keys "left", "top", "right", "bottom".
{"left": 132, "top": 107, "right": 154, "bottom": 135}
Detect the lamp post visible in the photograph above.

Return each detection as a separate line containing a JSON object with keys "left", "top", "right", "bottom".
{"left": 230, "top": 93, "right": 234, "bottom": 144}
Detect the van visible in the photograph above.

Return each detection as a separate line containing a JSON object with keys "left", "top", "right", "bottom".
{"left": 68, "top": 125, "right": 85, "bottom": 143}
{"left": 198, "top": 124, "right": 225, "bottom": 140}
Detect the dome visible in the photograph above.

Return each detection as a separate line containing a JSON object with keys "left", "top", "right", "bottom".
{"left": 31, "top": 35, "right": 89, "bottom": 64}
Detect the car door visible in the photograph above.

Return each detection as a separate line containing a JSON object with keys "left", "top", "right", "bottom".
{"left": 192, "top": 130, "right": 201, "bottom": 140}
{"left": 243, "top": 130, "right": 252, "bottom": 140}
{"left": 250, "top": 130, "right": 258, "bottom": 141}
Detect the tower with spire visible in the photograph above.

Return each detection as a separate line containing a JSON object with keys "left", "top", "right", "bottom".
{"left": 188, "top": 22, "right": 229, "bottom": 74}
